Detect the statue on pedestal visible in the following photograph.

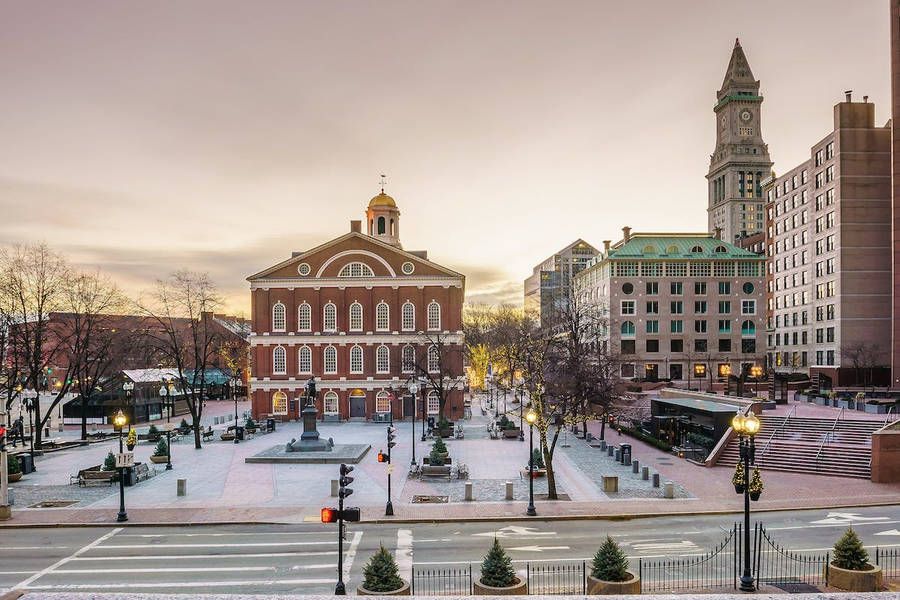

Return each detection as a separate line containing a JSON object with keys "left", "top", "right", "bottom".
{"left": 286, "top": 376, "right": 332, "bottom": 452}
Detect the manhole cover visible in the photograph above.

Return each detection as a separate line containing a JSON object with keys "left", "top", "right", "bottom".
{"left": 412, "top": 495, "right": 448, "bottom": 504}
{"left": 28, "top": 501, "right": 78, "bottom": 508}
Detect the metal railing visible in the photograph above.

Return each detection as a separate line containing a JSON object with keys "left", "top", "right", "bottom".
{"left": 814, "top": 407, "right": 843, "bottom": 472}
{"left": 876, "top": 547, "right": 900, "bottom": 579}
{"left": 640, "top": 523, "right": 739, "bottom": 592}
{"left": 884, "top": 404, "right": 897, "bottom": 428}
{"left": 526, "top": 561, "right": 586, "bottom": 594}
{"left": 758, "top": 404, "right": 796, "bottom": 461}
{"left": 754, "top": 523, "right": 830, "bottom": 587}
{"left": 411, "top": 565, "right": 472, "bottom": 595}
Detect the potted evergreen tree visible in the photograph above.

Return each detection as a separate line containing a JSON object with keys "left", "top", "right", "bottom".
{"left": 102, "top": 451, "right": 117, "bottom": 472}
{"left": 147, "top": 424, "right": 161, "bottom": 442}
{"left": 748, "top": 468, "right": 763, "bottom": 501}
{"left": 437, "top": 417, "right": 454, "bottom": 438}
{"left": 150, "top": 438, "right": 169, "bottom": 463}
{"left": 525, "top": 448, "right": 546, "bottom": 477}
{"left": 178, "top": 418, "right": 191, "bottom": 435}
{"left": 474, "top": 538, "right": 526, "bottom": 594}
{"left": 357, "top": 544, "right": 410, "bottom": 595}
{"left": 125, "top": 428, "right": 137, "bottom": 451}
{"left": 432, "top": 436, "right": 449, "bottom": 460}
{"left": 587, "top": 536, "right": 640, "bottom": 594}
{"left": 828, "top": 528, "right": 882, "bottom": 591}
{"left": 245, "top": 417, "right": 258, "bottom": 434}
{"left": 732, "top": 462, "right": 745, "bottom": 494}
{"left": 6, "top": 454, "right": 22, "bottom": 482}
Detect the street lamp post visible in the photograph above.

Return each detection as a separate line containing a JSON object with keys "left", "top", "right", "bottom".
{"left": 420, "top": 378, "right": 427, "bottom": 442}
{"left": 158, "top": 385, "right": 173, "bottom": 470}
{"left": 113, "top": 408, "right": 129, "bottom": 522}
{"left": 232, "top": 374, "right": 240, "bottom": 445}
{"left": 23, "top": 397, "right": 35, "bottom": 471}
{"left": 732, "top": 411, "right": 760, "bottom": 593}
{"left": 407, "top": 377, "right": 419, "bottom": 466}
{"left": 694, "top": 364, "right": 706, "bottom": 393}
{"left": 525, "top": 407, "right": 537, "bottom": 516}
{"left": 750, "top": 365, "right": 763, "bottom": 396}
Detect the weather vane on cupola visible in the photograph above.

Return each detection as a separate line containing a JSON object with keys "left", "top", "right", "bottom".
{"left": 379, "top": 173, "right": 387, "bottom": 194}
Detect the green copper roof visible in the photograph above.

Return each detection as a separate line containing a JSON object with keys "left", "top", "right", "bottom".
{"left": 714, "top": 94, "right": 763, "bottom": 110}
{"left": 608, "top": 236, "right": 763, "bottom": 260}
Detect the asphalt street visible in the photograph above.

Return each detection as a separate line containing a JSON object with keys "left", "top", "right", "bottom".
{"left": 0, "top": 505, "right": 898, "bottom": 595}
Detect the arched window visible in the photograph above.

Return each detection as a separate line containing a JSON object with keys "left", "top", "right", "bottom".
{"left": 272, "top": 392, "right": 287, "bottom": 415}
{"left": 376, "top": 301, "right": 390, "bottom": 331}
{"left": 323, "top": 302, "right": 337, "bottom": 332}
{"left": 324, "top": 346, "right": 337, "bottom": 374}
{"left": 691, "top": 245, "right": 704, "bottom": 253}
{"left": 643, "top": 245, "right": 657, "bottom": 254}
{"left": 298, "top": 303, "right": 311, "bottom": 331}
{"left": 272, "top": 346, "right": 286, "bottom": 374}
{"left": 376, "top": 345, "right": 390, "bottom": 373}
{"left": 298, "top": 346, "right": 312, "bottom": 374}
{"left": 377, "top": 216, "right": 386, "bottom": 235}
{"left": 350, "top": 345, "right": 363, "bottom": 374}
{"left": 741, "top": 320, "right": 756, "bottom": 336}
{"left": 715, "top": 245, "right": 727, "bottom": 253}
{"left": 339, "top": 262, "right": 374, "bottom": 277}
{"left": 376, "top": 391, "right": 391, "bottom": 413}
{"left": 427, "top": 301, "right": 441, "bottom": 330}
{"left": 349, "top": 302, "right": 363, "bottom": 332}
{"left": 428, "top": 345, "right": 440, "bottom": 373}
{"left": 272, "top": 302, "right": 286, "bottom": 332}
{"left": 402, "top": 344, "right": 415, "bottom": 373}
{"left": 427, "top": 390, "right": 440, "bottom": 415}
{"left": 401, "top": 302, "right": 415, "bottom": 331}
{"left": 390, "top": 219, "right": 395, "bottom": 236}
{"left": 323, "top": 391, "right": 338, "bottom": 414}
{"left": 621, "top": 321, "right": 635, "bottom": 337}
{"left": 667, "top": 245, "right": 679, "bottom": 254}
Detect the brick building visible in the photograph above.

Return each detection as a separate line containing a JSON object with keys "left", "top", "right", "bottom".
{"left": 246, "top": 190, "right": 466, "bottom": 422}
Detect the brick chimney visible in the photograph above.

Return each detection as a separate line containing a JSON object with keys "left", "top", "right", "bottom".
{"left": 603, "top": 240, "right": 611, "bottom": 252}
{"left": 350, "top": 220, "right": 362, "bottom": 233}
{"left": 622, "top": 226, "right": 631, "bottom": 241}
{"left": 714, "top": 227, "right": 723, "bottom": 240}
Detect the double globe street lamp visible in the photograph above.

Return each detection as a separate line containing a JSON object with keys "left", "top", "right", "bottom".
{"left": 732, "top": 411, "right": 761, "bottom": 592}
{"left": 113, "top": 409, "right": 129, "bottom": 522}
{"left": 407, "top": 377, "right": 419, "bottom": 466}
{"left": 158, "top": 385, "right": 173, "bottom": 470}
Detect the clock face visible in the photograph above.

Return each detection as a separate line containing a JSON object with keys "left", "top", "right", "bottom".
{"left": 740, "top": 110, "right": 753, "bottom": 122}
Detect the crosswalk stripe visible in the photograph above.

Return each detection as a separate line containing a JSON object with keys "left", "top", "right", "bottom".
{"left": 115, "top": 531, "right": 329, "bottom": 538}
{"left": 23, "top": 578, "right": 334, "bottom": 590}
{"left": 96, "top": 541, "right": 332, "bottom": 549}
{"left": 52, "top": 566, "right": 277, "bottom": 574}
{"left": 71, "top": 551, "right": 338, "bottom": 561}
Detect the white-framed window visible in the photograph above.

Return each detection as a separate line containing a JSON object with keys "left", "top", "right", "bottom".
{"left": 298, "top": 302, "right": 311, "bottom": 331}
{"left": 427, "top": 301, "right": 441, "bottom": 331}
{"left": 376, "top": 301, "right": 390, "bottom": 331}
{"left": 272, "top": 302, "right": 286, "bottom": 332}
{"left": 350, "top": 345, "right": 363, "bottom": 374}
{"left": 338, "top": 262, "right": 375, "bottom": 277}
{"left": 376, "top": 391, "right": 391, "bottom": 414}
{"left": 741, "top": 300, "right": 756, "bottom": 315}
{"left": 323, "top": 391, "right": 338, "bottom": 414}
{"left": 428, "top": 345, "right": 440, "bottom": 373}
{"left": 323, "top": 302, "right": 337, "bottom": 332}
{"left": 401, "top": 301, "right": 415, "bottom": 331}
{"left": 298, "top": 346, "right": 312, "bottom": 374}
{"left": 272, "top": 391, "right": 287, "bottom": 415}
{"left": 427, "top": 390, "right": 440, "bottom": 415}
{"left": 620, "top": 300, "right": 635, "bottom": 315}
{"left": 349, "top": 302, "right": 363, "bottom": 332}
{"left": 376, "top": 345, "right": 390, "bottom": 373}
{"left": 402, "top": 344, "right": 415, "bottom": 373}
{"left": 324, "top": 346, "right": 337, "bottom": 374}
{"left": 273, "top": 346, "right": 286, "bottom": 374}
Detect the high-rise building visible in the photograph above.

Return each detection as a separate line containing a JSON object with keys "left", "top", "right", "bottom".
{"left": 523, "top": 239, "right": 598, "bottom": 327}
{"left": 573, "top": 229, "right": 766, "bottom": 382}
{"left": 764, "top": 95, "right": 891, "bottom": 386}
{"left": 707, "top": 39, "right": 773, "bottom": 244}
{"left": 891, "top": 0, "right": 900, "bottom": 387}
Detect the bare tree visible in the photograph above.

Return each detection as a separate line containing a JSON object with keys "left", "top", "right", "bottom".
{"left": 138, "top": 271, "right": 223, "bottom": 449}
{"left": 842, "top": 342, "right": 882, "bottom": 391}
{"left": 405, "top": 330, "right": 464, "bottom": 423}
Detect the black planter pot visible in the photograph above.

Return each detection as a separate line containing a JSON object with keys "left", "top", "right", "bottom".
{"left": 734, "top": 483, "right": 745, "bottom": 494}
{"left": 126, "top": 443, "right": 136, "bottom": 451}
{"left": 749, "top": 490, "right": 761, "bottom": 501}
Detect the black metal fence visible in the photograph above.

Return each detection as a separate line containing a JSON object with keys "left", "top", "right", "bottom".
{"left": 526, "top": 561, "right": 586, "bottom": 594}
{"left": 640, "top": 523, "right": 739, "bottom": 592}
{"left": 876, "top": 547, "right": 900, "bottom": 580}
{"left": 411, "top": 565, "right": 472, "bottom": 595}
{"left": 754, "top": 523, "right": 830, "bottom": 588}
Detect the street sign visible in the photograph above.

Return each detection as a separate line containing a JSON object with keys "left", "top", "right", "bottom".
{"left": 115, "top": 452, "right": 134, "bottom": 468}
{"left": 165, "top": 422, "right": 175, "bottom": 431}
{"left": 387, "top": 465, "right": 395, "bottom": 474}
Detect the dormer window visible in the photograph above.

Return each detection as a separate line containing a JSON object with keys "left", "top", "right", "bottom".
{"left": 715, "top": 245, "right": 727, "bottom": 254}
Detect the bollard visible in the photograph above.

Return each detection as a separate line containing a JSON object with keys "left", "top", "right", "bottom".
{"left": 177, "top": 479, "right": 188, "bottom": 496}
{"left": 624, "top": 455, "right": 632, "bottom": 467}
{"left": 664, "top": 480, "right": 675, "bottom": 499}
{"left": 652, "top": 473, "right": 660, "bottom": 488}
{"left": 585, "top": 432, "right": 593, "bottom": 443}
{"left": 331, "top": 479, "right": 339, "bottom": 497}
{"left": 632, "top": 459, "right": 640, "bottom": 474}
{"left": 465, "top": 482, "right": 473, "bottom": 501}
{"left": 614, "top": 449, "right": 621, "bottom": 462}
{"left": 505, "top": 481, "right": 514, "bottom": 501}
{"left": 607, "top": 446, "right": 614, "bottom": 457}
{"left": 642, "top": 466, "right": 649, "bottom": 480}
{"left": 600, "top": 440, "right": 607, "bottom": 451}
{"left": 7, "top": 489, "right": 13, "bottom": 506}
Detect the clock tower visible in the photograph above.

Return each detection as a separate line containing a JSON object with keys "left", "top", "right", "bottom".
{"left": 706, "top": 38, "right": 772, "bottom": 243}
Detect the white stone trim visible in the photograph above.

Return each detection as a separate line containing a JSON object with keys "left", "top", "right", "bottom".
{"left": 250, "top": 277, "right": 463, "bottom": 290}
{"left": 251, "top": 333, "right": 463, "bottom": 346}
{"left": 316, "top": 250, "right": 397, "bottom": 278}
{"left": 249, "top": 376, "right": 466, "bottom": 392}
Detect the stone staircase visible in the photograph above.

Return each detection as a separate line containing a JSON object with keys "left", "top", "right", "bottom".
{"left": 717, "top": 414, "right": 882, "bottom": 479}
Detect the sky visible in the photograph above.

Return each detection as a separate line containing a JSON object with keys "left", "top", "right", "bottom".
{"left": 0, "top": 1, "right": 891, "bottom": 315}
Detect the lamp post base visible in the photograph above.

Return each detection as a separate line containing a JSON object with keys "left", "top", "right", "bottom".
{"left": 739, "top": 575, "right": 755, "bottom": 592}
{"left": 335, "top": 582, "right": 346, "bottom": 595}
{"left": 526, "top": 505, "right": 536, "bottom": 516}
{"left": 385, "top": 501, "right": 394, "bottom": 516}
{"left": 117, "top": 511, "right": 128, "bottom": 522}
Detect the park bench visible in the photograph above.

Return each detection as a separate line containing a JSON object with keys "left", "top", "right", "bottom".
{"left": 78, "top": 469, "right": 116, "bottom": 487}
{"left": 420, "top": 465, "right": 451, "bottom": 481}
{"left": 201, "top": 428, "right": 215, "bottom": 442}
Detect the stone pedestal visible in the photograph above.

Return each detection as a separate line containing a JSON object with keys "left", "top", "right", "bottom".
{"left": 287, "top": 401, "right": 332, "bottom": 452}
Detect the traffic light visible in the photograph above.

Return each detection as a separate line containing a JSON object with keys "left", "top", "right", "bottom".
{"left": 339, "top": 464, "right": 354, "bottom": 499}
{"left": 321, "top": 507, "right": 338, "bottom": 523}
{"left": 0, "top": 426, "right": 6, "bottom": 452}
{"left": 341, "top": 507, "right": 360, "bottom": 522}
{"left": 387, "top": 426, "right": 396, "bottom": 456}
{"left": 377, "top": 451, "right": 387, "bottom": 463}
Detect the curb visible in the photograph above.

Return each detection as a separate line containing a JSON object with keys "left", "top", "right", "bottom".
{"left": 0, "top": 500, "right": 898, "bottom": 529}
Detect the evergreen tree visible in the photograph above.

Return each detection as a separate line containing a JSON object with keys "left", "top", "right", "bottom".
{"left": 530, "top": 448, "right": 544, "bottom": 469}
{"left": 480, "top": 538, "right": 517, "bottom": 587}
{"left": 432, "top": 437, "right": 447, "bottom": 454}
{"left": 153, "top": 437, "right": 169, "bottom": 457}
{"left": 591, "top": 535, "right": 630, "bottom": 582}
{"left": 428, "top": 446, "right": 445, "bottom": 466}
{"left": 7, "top": 454, "right": 21, "bottom": 475}
{"left": 102, "top": 451, "right": 117, "bottom": 471}
{"left": 362, "top": 544, "right": 404, "bottom": 592}
{"left": 833, "top": 527, "right": 869, "bottom": 570}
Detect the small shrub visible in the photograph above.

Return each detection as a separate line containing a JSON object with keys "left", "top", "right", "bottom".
{"left": 362, "top": 544, "right": 405, "bottom": 592}
{"left": 505, "top": 420, "right": 518, "bottom": 431}
{"left": 102, "top": 451, "right": 117, "bottom": 471}
{"left": 626, "top": 385, "right": 642, "bottom": 393}
{"left": 125, "top": 428, "right": 137, "bottom": 448}
{"left": 686, "top": 432, "right": 716, "bottom": 450}
{"left": 245, "top": 417, "right": 256, "bottom": 429}
{"left": 428, "top": 446, "right": 445, "bottom": 467}
{"left": 7, "top": 454, "right": 21, "bottom": 475}
{"left": 153, "top": 437, "right": 168, "bottom": 457}
{"left": 833, "top": 527, "right": 869, "bottom": 571}
{"left": 617, "top": 426, "right": 672, "bottom": 452}
{"left": 498, "top": 415, "right": 510, "bottom": 428}
{"left": 732, "top": 462, "right": 745, "bottom": 487}
{"left": 748, "top": 468, "right": 763, "bottom": 494}
{"left": 480, "top": 538, "right": 517, "bottom": 587}
{"left": 529, "top": 448, "right": 544, "bottom": 469}
{"left": 432, "top": 437, "right": 447, "bottom": 454}
{"left": 438, "top": 417, "right": 452, "bottom": 430}
{"left": 148, "top": 424, "right": 159, "bottom": 435}
{"left": 179, "top": 418, "right": 190, "bottom": 429}
{"left": 591, "top": 535, "right": 630, "bottom": 582}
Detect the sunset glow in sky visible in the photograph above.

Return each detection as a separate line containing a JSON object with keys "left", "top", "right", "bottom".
{"left": 0, "top": 1, "right": 890, "bottom": 314}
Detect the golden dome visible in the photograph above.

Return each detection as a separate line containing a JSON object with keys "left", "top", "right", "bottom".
{"left": 368, "top": 192, "right": 397, "bottom": 208}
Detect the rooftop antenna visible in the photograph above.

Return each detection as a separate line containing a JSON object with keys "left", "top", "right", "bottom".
{"left": 379, "top": 173, "right": 387, "bottom": 194}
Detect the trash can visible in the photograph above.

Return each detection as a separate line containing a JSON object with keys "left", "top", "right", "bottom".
{"left": 18, "top": 453, "right": 34, "bottom": 474}
{"left": 266, "top": 418, "right": 276, "bottom": 432}
{"left": 620, "top": 443, "right": 632, "bottom": 466}
{"left": 234, "top": 426, "right": 245, "bottom": 441}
